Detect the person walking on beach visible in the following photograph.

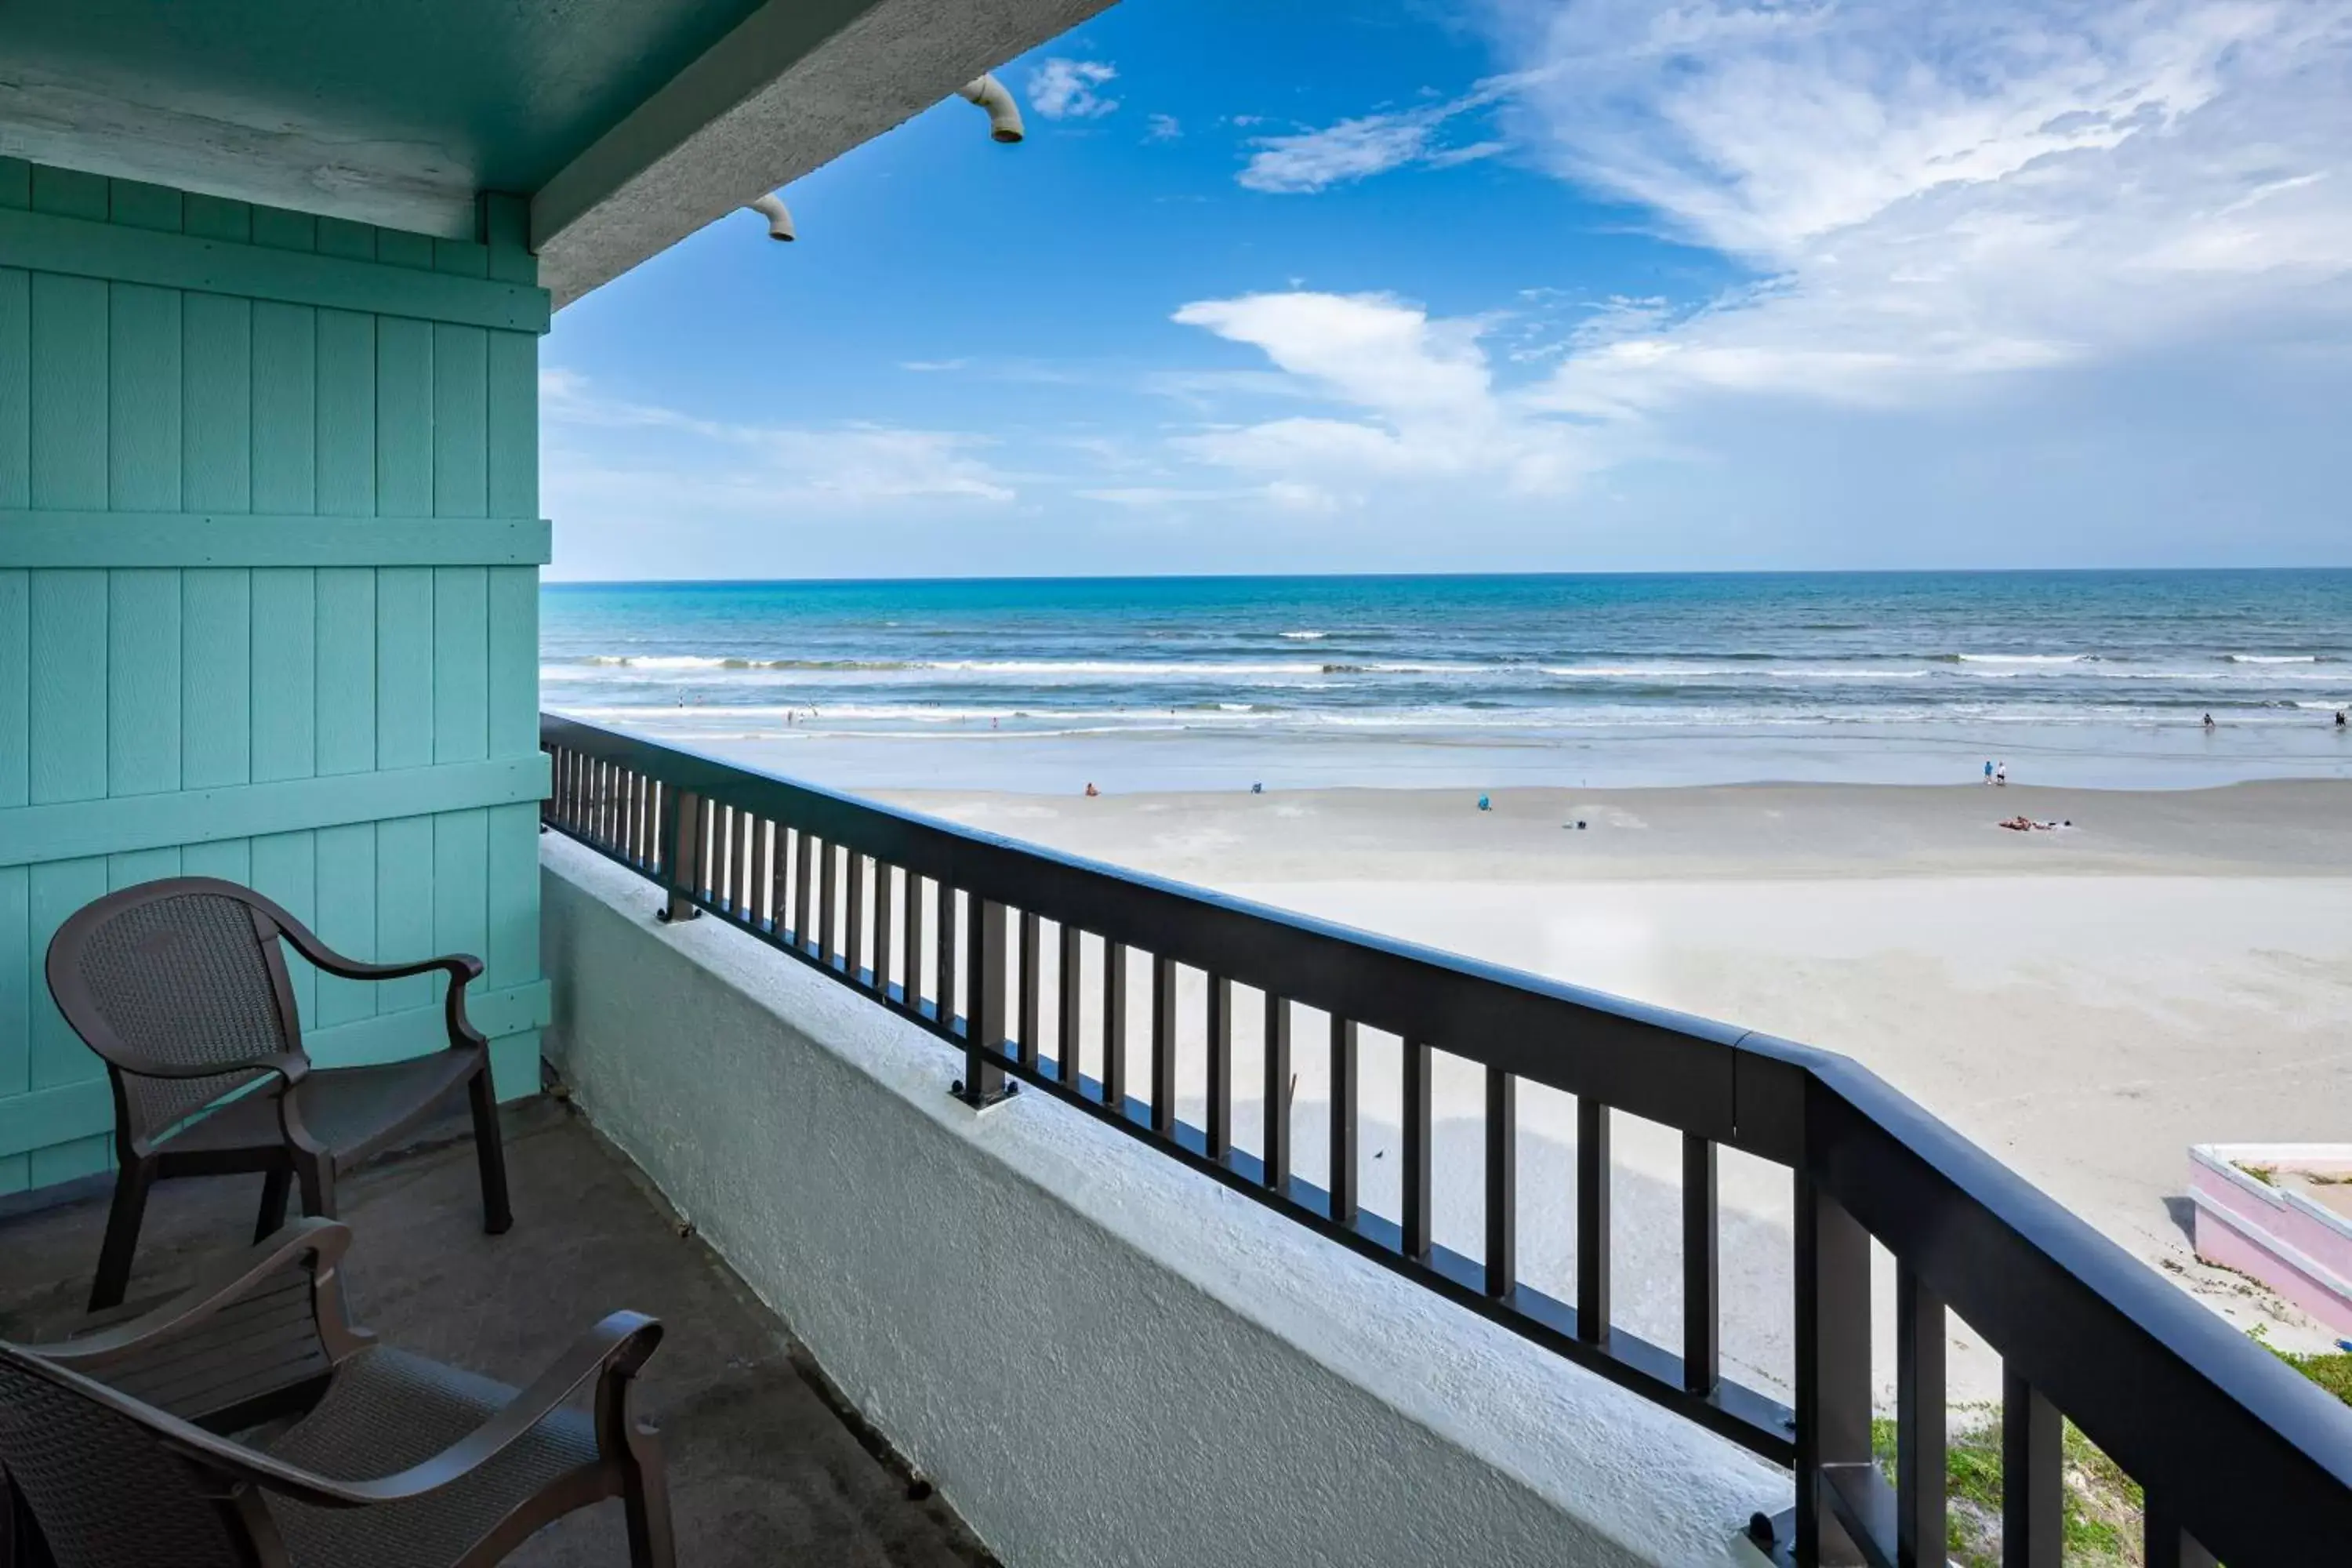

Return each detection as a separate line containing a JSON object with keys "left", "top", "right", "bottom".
{"left": 2204, "top": 712, "right": 2216, "bottom": 730}
{"left": 1984, "top": 759, "right": 1994, "bottom": 785}
{"left": 1994, "top": 760, "right": 2008, "bottom": 786}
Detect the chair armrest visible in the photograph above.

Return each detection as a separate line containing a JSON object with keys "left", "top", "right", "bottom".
{"left": 154, "top": 1312, "right": 663, "bottom": 1509}
{"left": 13, "top": 1310, "right": 662, "bottom": 1513}
{"left": 25, "top": 1219, "right": 362, "bottom": 1427}
{"left": 268, "top": 924, "right": 488, "bottom": 1054}
{"left": 28, "top": 1220, "right": 351, "bottom": 1369}
{"left": 274, "top": 924, "right": 484, "bottom": 990}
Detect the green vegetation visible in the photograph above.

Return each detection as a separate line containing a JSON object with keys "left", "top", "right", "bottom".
{"left": 1849, "top": 1323, "right": 2352, "bottom": 1566}
{"left": 2236, "top": 1162, "right": 2278, "bottom": 1186}
{"left": 1869, "top": 1410, "right": 2143, "bottom": 1567}
{"left": 2250, "top": 1323, "right": 2352, "bottom": 1407}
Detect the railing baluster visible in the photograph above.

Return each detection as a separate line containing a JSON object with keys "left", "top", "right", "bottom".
{"left": 752, "top": 818, "right": 772, "bottom": 927}
{"left": 1795, "top": 1174, "right": 1872, "bottom": 1566}
{"left": 713, "top": 804, "right": 731, "bottom": 913}
{"left": 956, "top": 898, "right": 1007, "bottom": 1104}
{"left": 1265, "top": 994, "right": 1290, "bottom": 1192}
{"left": 1578, "top": 1098, "right": 1611, "bottom": 1343}
{"left": 1149, "top": 953, "right": 1176, "bottom": 1135}
{"left": 1897, "top": 1264, "right": 1946, "bottom": 1567}
{"left": 872, "top": 862, "right": 895, "bottom": 996}
{"left": 1018, "top": 910, "right": 1040, "bottom": 1069}
{"left": 935, "top": 885, "right": 956, "bottom": 1024}
{"left": 1486, "top": 1067, "right": 1515, "bottom": 1298}
{"left": 846, "top": 851, "right": 867, "bottom": 981}
{"left": 1058, "top": 924, "right": 1083, "bottom": 1090}
{"left": 662, "top": 789, "right": 699, "bottom": 920}
{"left": 2002, "top": 1367, "right": 2061, "bottom": 1567}
{"left": 713, "top": 806, "right": 731, "bottom": 911}
{"left": 771, "top": 827, "right": 790, "bottom": 940}
{"left": 824, "top": 840, "right": 844, "bottom": 967}
{"left": 737, "top": 810, "right": 756, "bottom": 921}
{"left": 903, "top": 873, "right": 924, "bottom": 1014}
{"left": 1206, "top": 975, "right": 1232, "bottom": 1160}
{"left": 1403, "top": 1038, "right": 1432, "bottom": 1261}
{"left": 794, "top": 832, "right": 815, "bottom": 951}
{"left": 649, "top": 780, "right": 668, "bottom": 879}
{"left": 1104, "top": 942, "right": 1128, "bottom": 1109}
{"left": 1683, "top": 1134, "right": 1718, "bottom": 1395}
{"left": 2143, "top": 1501, "right": 2218, "bottom": 1568}
{"left": 1330, "top": 1017, "right": 1358, "bottom": 1224}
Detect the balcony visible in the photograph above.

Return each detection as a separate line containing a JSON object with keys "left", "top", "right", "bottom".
{"left": 0, "top": 1099, "right": 992, "bottom": 1567}
{"left": 5, "top": 716, "right": 2350, "bottom": 1567}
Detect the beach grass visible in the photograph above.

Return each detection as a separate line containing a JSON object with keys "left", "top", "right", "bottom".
{"left": 2252, "top": 1323, "right": 2352, "bottom": 1407}
{"left": 1870, "top": 1412, "right": 2143, "bottom": 1566}
{"left": 1864, "top": 1337, "right": 2352, "bottom": 1566}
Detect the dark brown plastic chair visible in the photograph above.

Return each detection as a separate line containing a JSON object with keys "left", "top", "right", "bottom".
{"left": 0, "top": 1218, "right": 673, "bottom": 1567}
{"left": 45, "top": 877, "right": 512, "bottom": 1312}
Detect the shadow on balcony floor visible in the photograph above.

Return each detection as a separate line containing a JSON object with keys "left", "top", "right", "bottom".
{"left": 0, "top": 1096, "right": 996, "bottom": 1568}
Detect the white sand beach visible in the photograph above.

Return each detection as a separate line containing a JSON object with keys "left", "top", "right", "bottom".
{"left": 868, "top": 779, "right": 2352, "bottom": 1405}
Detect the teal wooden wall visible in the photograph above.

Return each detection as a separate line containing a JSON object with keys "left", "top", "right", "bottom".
{"left": 0, "top": 158, "right": 553, "bottom": 1196}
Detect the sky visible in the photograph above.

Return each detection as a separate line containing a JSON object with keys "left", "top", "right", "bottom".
{"left": 541, "top": 0, "right": 2352, "bottom": 580}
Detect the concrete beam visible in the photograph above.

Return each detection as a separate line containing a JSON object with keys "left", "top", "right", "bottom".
{"left": 532, "top": 0, "right": 1112, "bottom": 307}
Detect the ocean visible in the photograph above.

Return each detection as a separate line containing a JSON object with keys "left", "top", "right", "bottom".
{"left": 542, "top": 571, "right": 2352, "bottom": 791}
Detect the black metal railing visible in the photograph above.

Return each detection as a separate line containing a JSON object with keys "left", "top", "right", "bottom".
{"left": 542, "top": 713, "right": 2352, "bottom": 1566}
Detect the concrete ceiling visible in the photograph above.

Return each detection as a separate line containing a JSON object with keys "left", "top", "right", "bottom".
{"left": 0, "top": 0, "right": 1115, "bottom": 305}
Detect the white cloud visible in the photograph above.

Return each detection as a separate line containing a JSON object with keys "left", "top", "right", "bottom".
{"left": 1078, "top": 485, "right": 1251, "bottom": 506}
{"left": 1145, "top": 113, "right": 1182, "bottom": 143}
{"left": 539, "top": 371, "right": 1015, "bottom": 510}
{"left": 1236, "top": 89, "right": 1510, "bottom": 193}
{"left": 1028, "top": 58, "right": 1119, "bottom": 121}
{"left": 1471, "top": 0, "right": 2352, "bottom": 411}
{"left": 1167, "top": 292, "right": 1595, "bottom": 495}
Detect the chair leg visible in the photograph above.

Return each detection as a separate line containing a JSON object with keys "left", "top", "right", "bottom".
{"left": 88, "top": 1160, "right": 154, "bottom": 1312}
{"left": 621, "top": 1425, "right": 676, "bottom": 1568}
{"left": 294, "top": 1152, "right": 337, "bottom": 1220}
{"left": 468, "top": 1063, "right": 514, "bottom": 1235}
{"left": 252, "top": 1166, "right": 292, "bottom": 1243}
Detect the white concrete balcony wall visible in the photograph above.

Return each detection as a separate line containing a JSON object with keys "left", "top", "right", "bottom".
{"left": 540, "top": 834, "right": 1787, "bottom": 1568}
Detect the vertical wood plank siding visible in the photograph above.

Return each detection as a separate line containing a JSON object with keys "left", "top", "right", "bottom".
{"left": 0, "top": 158, "right": 550, "bottom": 1192}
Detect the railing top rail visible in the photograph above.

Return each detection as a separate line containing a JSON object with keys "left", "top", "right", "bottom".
{"left": 541, "top": 713, "right": 2352, "bottom": 1560}
{"left": 543, "top": 712, "right": 1775, "bottom": 1145}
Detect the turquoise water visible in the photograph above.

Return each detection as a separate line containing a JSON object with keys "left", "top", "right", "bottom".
{"left": 543, "top": 572, "right": 2352, "bottom": 789}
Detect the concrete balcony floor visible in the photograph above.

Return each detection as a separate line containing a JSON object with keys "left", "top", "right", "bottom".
{"left": 0, "top": 1097, "right": 994, "bottom": 1568}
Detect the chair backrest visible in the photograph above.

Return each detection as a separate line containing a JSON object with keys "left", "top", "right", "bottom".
{"left": 0, "top": 1348, "right": 255, "bottom": 1568}
{"left": 45, "top": 880, "right": 306, "bottom": 1150}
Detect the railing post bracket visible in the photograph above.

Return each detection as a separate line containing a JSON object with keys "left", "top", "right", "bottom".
{"left": 949, "top": 1077, "right": 1022, "bottom": 1111}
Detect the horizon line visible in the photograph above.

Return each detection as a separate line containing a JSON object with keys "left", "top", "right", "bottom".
{"left": 541, "top": 564, "right": 2352, "bottom": 588}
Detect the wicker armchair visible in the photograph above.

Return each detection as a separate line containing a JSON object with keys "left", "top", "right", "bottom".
{"left": 45, "top": 877, "right": 513, "bottom": 1311}
{"left": 0, "top": 1218, "right": 672, "bottom": 1567}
